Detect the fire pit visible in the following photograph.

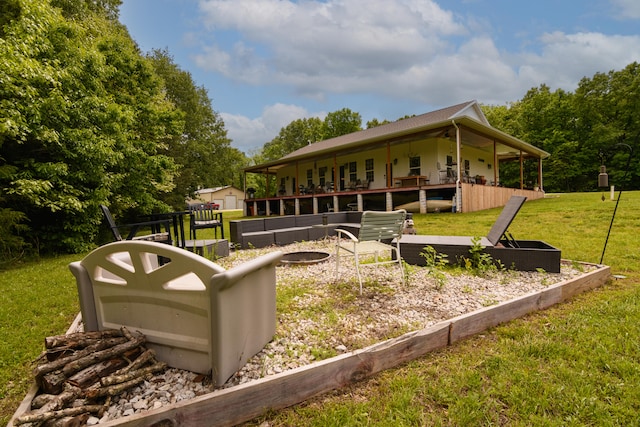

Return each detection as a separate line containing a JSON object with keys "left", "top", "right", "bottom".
{"left": 280, "top": 251, "right": 331, "bottom": 265}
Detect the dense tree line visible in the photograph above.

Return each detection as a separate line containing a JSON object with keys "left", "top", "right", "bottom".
{"left": 483, "top": 62, "right": 640, "bottom": 192}
{"left": 0, "top": 0, "right": 245, "bottom": 260}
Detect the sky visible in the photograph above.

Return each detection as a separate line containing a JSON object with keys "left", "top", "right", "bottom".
{"left": 119, "top": 0, "right": 640, "bottom": 154}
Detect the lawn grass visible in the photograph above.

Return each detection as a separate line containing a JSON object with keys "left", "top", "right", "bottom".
{"left": 2, "top": 194, "right": 640, "bottom": 425}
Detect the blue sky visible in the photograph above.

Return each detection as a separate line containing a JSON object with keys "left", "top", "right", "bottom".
{"left": 119, "top": 0, "right": 640, "bottom": 154}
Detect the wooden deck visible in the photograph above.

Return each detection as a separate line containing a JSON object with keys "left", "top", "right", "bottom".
{"left": 246, "top": 183, "right": 545, "bottom": 216}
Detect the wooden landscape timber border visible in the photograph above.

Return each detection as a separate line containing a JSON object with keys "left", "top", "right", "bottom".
{"left": 9, "top": 261, "right": 610, "bottom": 427}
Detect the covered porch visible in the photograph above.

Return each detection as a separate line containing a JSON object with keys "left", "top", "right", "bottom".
{"left": 242, "top": 102, "right": 549, "bottom": 216}
{"left": 244, "top": 183, "right": 544, "bottom": 216}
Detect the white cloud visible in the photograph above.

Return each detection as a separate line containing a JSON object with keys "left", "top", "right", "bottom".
{"left": 610, "top": 0, "right": 640, "bottom": 19}
{"left": 193, "top": 0, "right": 640, "bottom": 151}
{"left": 196, "top": 0, "right": 465, "bottom": 88}
{"left": 519, "top": 32, "right": 640, "bottom": 89}
{"left": 222, "top": 103, "right": 324, "bottom": 153}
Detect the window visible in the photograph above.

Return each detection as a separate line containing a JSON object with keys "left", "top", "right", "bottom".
{"left": 349, "top": 161, "right": 357, "bottom": 182}
{"left": 409, "top": 156, "right": 421, "bottom": 176}
{"left": 365, "top": 158, "right": 374, "bottom": 182}
{"left": 306, "top": 169, "right": 313, "bottom": 186}
{"left": 318, "top": 167, "right": 327, "bottom": 186}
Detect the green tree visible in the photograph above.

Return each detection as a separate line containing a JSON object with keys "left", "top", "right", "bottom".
{"left": 574, "top": 62, "right": 640, "bottom": 189}
{"left": 147, "top": 49, "right": 245, "bottom": 209}
{"left": 322, "top": 108, "right": 362, "bottom": 139}
{"left": 0, "top": 0, "right": 180, "bottom": 254}
{"left": 262, "top": 117, "right": 324, "bottom": 161}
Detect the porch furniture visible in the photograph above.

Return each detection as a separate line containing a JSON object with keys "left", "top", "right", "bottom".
{"left": 395, "top": 175, "right": 429, "bottom": 187}
{"left": 100, "top": 205, "right": 172, "bottom": 245}
{"left": 335, "top": 209, "right": 407, "bottom": 294}
{"left": 144, "top": 210, "right": 188, "bottom": 248}
{"left": 69, "top": 240, "right": 282, "bottom": 386}
{"left": 230, "top": 211, "right": 363, "bottom": 249}
{"left": 355, "top": 179, "right": 370, "bottom": 190}
{"left": 438, "top": 169, "right": 457, "bottom": 184}
{"left": 397, "top": 196, "right": 561, "bottom": 273}
{"left": 189, "top": 204, "right": 224, "bottom": 240}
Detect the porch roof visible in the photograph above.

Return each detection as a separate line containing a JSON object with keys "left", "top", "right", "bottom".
{"left": 245, "top": 100, "right": 550, "bottom": 174}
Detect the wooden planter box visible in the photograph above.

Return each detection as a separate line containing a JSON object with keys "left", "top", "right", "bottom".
{"left": 9, "top": 263, "right": 609, "bottom": 427}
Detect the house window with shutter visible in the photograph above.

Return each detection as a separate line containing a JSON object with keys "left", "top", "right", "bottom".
{"left": 365, "top": 158, "right": 374, "bottom": 182}
{"left": 409, "top": 156, "right": 421, "bottom": 176}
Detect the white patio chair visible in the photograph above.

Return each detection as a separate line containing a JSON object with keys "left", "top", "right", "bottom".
{"left": 335, "top": 210, "right": 407, "bottom": 294}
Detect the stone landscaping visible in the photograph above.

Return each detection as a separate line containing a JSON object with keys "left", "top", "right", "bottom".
{"left": 10, "top": 238, "right": 608, "bottom": 426}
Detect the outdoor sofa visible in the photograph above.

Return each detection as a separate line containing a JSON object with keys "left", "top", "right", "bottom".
{"left": 230, "top": 211, "right": 363, "bottom": 249}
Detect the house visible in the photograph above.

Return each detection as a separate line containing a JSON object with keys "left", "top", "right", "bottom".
{"left": 243, "top": 101, "right": 549, "bottom": 216}
{"left": 187, "top": 186, "right": 245, "bottom": 210}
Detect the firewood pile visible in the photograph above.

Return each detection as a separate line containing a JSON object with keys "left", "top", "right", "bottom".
{"left": 15, "top": 327, "right": 167, "bottom": 426}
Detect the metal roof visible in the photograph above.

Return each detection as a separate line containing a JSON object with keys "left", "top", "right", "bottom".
{"left": 245, "top": 100, "right": 549, "bottom": 174}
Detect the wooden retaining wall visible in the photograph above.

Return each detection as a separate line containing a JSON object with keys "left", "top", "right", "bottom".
{"left": 9, "top": 263, "right": 610, "bottom": 427}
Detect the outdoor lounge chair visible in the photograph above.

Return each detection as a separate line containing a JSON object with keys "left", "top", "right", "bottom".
{"left": 335, "top": 209, "right": 407, "bottom": 294}
{"left": 69, "top": 240, "right": 282, "bottom": 386}
{"left": 100, "top": 204, "right": 172, "bottom": 245}
{"left": 397, "top": 195, "right": 561, "bottom": 273}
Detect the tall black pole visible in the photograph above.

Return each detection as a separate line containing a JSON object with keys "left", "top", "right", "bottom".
{"left": 599, "top": 143, "right": 633, "bottom": 265}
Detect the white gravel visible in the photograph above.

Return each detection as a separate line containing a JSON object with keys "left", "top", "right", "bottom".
{"left": 96, "top": 238, "right": 593, "bottom": 422}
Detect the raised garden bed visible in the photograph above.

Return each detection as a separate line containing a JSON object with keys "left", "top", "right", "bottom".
{"left": 9, "top": 244, "right": 610, "bottom": 427}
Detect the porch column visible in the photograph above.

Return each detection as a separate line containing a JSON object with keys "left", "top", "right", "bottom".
{"left": 419, "top": 189, "right": 427, "bottom": 214}
{"left": 333, "top": 155, "right": 338, "bottom": 192}
{"left": 493, "top": 140, "right": 498, "bottom": 186}
{"left": 386, "top": 142, "right": 391, "bottom": 188}
{"left": 333, "top": 195, "right": 339, "bottom": 212}
{"left": 295, "top": 198, "right": 300, "bottom": 216}
{"left": 538, "top": 159, "right": 543, "bottom": 191}
{"left": 280, "top": 199, "right": 285, "bottom": 216}
{"left": 520, "top": 151, "right": 524, "bottom": 189}
{"left": 454, "top": 121, "right": 462, "bottom": 213}
{"left": 357, "top": 194, "right": 363, "bottom": 211}
{"left": 265, "top": 168, "right": 270, "bottom": 197}
{"left": 313, "top": 197, "right": 318, "bottom": 214}
{"left": 386, "top": 192, "right": 393, "bottom": 211}
{"left": 265, "top": 200, "right": 270, "bottom": 216}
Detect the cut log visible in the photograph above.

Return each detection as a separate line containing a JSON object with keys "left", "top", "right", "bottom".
{"left": 66, "top": 358, "right": 129, "bottom": 389}
{"left": 40, "top": 371, "right": 67, "bottom": 395}
{"left": 65, "top": 346, "right": 143, "bottom": 390}
{"left": 100, "top": 362, "right": 167, "bottom": 387}
{"left": 14, "top": 405, "right": 103, "bottom": 426}
{"left": 43, "top": 413, "right": 90, "bottom": 427}
{"left": 85, "top": 375, "right": 149, "bottom": 399}
{"left": 117, "top": 348, "right": 156, "bottom": 375}
{"left": 61, "top": 335, "right": 145, "bottom": 377}
{"left": 31, "top": 393, "right": 58, "bottom": 410}
{"left": 45, "top": 348, "right": 74, "bottom": 362}
{"left": 34, "top": 337, "right": 128, "bottom": 378}
{"left": 45, "top": 330, "right": 123, "bottom": 349}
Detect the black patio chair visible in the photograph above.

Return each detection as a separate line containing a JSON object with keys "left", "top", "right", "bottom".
{"left": 189, "top": 204, "right": 224, "bottom": 240}
{"left": 100, "top": 205, "right": 172, "bottom": 244}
